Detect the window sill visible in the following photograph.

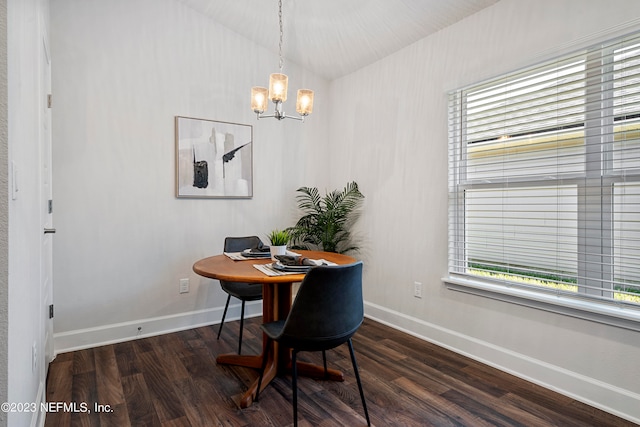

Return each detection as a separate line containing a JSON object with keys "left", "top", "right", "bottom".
{"left": 443, "top": 275, "right": 640, "bottom": 332}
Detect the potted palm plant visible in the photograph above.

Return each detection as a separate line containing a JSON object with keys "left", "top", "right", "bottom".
{"left": 267, "top": 229, "right": 290, "bottom": 260}
{"left": 288, "top": 181, "right": 364, "bottom": 254}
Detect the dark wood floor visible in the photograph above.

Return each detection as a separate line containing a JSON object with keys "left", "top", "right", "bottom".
{"left": 45, "top": 317, "right": 635, "bottom": 427}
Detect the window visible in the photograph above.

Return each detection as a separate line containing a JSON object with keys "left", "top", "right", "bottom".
{"left": 447, "top": 31, "right": 640, "bottom": 327}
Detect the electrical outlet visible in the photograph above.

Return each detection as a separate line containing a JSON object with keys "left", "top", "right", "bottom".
{"left": 414, "top": 281, "right": 422, "bottom": 298}
{"left": 179, "top": 278, "right": 190, "bottom": 294}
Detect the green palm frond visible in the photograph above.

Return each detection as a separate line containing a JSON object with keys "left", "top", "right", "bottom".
{"left": 289, "top": 181, "right": 364, "bottom": 254}
{"left": 295, "top": 186, "right": 322, "bottom": 213}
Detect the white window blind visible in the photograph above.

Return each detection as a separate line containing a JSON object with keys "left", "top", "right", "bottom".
{"left": 448, "top": 31, "right": 640, "bottom": 315}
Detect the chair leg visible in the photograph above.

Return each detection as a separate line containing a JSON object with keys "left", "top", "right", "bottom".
{"left": 322, "top": 350, "right": 328, "bottom": 379}
{"left": 348, "top": 339, "right": 371, "bottom": 426}
{"left": 238, "top": 300, "right": 246, "bottom": 354}
{"left": 255, "top": 337, "right": 271, "bottom": 402}
{"left": 217, "top": 294, "right": 231, "bottom": 340}
{"left": 292, "top": 350, "right": 299, "bottom": 427}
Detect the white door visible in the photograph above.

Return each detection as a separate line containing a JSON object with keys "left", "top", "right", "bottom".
{"left": 40, "top": 19, "right": 54, "bottom": 367}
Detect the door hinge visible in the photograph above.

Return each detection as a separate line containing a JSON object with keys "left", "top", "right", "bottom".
{"left": 49, "top": 304, "right": 54, "bottom": 319}
{"left": 47, "top": 94, "right": 52, "bottom": 109}
{"left": 48, "top": 199, "right": 53, "bottom": 214}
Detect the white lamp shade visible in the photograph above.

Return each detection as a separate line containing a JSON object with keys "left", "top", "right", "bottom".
{"left": 251, "top": 86, "right": 268, "bottom": 113}
{"left": 296, "top": 89, "right": 314, "bottom": 116}
{"left": 269, "top": 73, "right": 288, "bottom": 102}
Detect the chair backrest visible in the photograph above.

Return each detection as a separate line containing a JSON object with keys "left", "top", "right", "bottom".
{"left": 224, "top": 236, "right": 263, "bottom": 253}
{"left": 279, "top": 261, "right": 364, "bottom": 351}
{"left": 221, "top": 236, "right": 265, "bottom": 295}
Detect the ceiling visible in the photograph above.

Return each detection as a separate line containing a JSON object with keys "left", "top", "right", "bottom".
{"left": 176, "top": 0, "right": 499, "bottom": 80}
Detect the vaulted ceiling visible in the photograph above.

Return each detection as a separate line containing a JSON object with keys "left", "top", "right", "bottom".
{"left": 176, "top": 0, "right": 499, "bottom": 80}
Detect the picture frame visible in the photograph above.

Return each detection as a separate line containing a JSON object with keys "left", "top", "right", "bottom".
{"left": 175, "top": 116, "right": 253, "bottom": 198}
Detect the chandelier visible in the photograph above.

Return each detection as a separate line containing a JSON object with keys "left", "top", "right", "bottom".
{"left": 250, "top": 0, "right": 314, "bottom": 121}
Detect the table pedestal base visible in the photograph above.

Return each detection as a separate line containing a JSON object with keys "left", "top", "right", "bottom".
{"left": 202, "top": 268, "right": 353, "bottom": 409}
{"left": 216, "top": 354, "right": 344, "bottom": 408}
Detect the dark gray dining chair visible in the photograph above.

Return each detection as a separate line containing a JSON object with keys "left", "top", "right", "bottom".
{"left": 218, "top": 236, "right": 264, "bottom": 354}
{"left": 255, "top": 261, "right": 370, "bottom": 427}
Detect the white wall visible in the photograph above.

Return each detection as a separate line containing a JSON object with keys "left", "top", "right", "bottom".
{"left": 329, "top": 0, "right": 640, "bottom": 422}
{"left": 7, "top": 0, "right": 50, "bottom": 425}
{"left": 0, "top": 0, "right": 8, "bottom": 425}
{"left": 50, "top": 0, "right": 329, "bottom": 349}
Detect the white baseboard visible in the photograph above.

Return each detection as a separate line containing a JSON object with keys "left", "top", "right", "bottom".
{"left": 364, "top": 301, "right": 640, "bottom": 425}
{"left": 53, "top": 301, "right": 262, "bottom": 354}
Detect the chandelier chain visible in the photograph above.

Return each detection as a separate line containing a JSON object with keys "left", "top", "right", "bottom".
{"left": 278, "top": 0, "right": 284, "bottom": 71}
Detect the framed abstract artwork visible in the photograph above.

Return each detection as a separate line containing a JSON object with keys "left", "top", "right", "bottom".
{"left": 175, "top": 116, "right": 253, "bottom": 198}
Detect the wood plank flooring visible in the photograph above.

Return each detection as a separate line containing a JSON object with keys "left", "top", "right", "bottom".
{"left": 45, "top": 317, "right": 635, "bottom": 426}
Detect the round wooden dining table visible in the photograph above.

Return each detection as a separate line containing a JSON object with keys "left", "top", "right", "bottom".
{"left": 193, "top": 250, "right": 357, "bottom": 408}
